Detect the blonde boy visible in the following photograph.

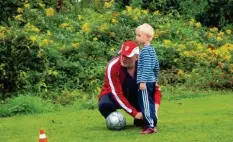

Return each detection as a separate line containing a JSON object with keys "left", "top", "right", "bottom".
{"left": 136, "top": 23, "right": 160, "bottom": 134}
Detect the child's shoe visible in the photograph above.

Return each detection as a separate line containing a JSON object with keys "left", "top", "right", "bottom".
{"left": 140, "top": 127, "right": 157, "bottom": 134}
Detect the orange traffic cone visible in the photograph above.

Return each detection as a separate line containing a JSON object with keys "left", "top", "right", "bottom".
{"left": 39, "top": 129, "right": 48, "bottom": 142}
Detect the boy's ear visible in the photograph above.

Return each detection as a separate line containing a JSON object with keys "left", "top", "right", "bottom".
{"left": 146, "top": 34, "right": 153, "bottom": 41}
{"left": 141, "top": 31, "right": 152, "bottom": 41}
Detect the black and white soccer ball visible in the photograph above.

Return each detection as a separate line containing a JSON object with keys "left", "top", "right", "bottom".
{"left": 106, "top": 112, "right": 126, "bottom": 130}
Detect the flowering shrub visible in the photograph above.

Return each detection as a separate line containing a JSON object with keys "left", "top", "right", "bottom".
{"left": 1, "top": 1, "right": 233, "bottom": 100}
{"left": 0, "top": 0, "right": 57, "bottom": 25}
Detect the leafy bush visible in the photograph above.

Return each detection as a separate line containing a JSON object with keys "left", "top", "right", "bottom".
{"left": 0, "top": 0, "right": 24, "bottom": 25}
{"left": 179, "top": 0, "right": 208, "bottom": 18}
{"left": 72, "top": 99, "right": 98, "bottom": 110}
{"left": 0, "top": 95, "right": 58, "bottom": 117}
{"left": 0, "top": 29, "right": 46, "bottom": 94}
{"left": 1, "top": 1, "right": 233, "bottom": 104}
{"left": 0, "top": 0, "right": 57, "bottom": 25}
{"left": 142, "top": 0, "right": 180, "bottom": 12}
{"left": 197, "top": 0, "right": 233, "bottom": 28}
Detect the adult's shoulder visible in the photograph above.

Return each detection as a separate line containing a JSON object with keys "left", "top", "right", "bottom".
{"left": 107, "top": 56, "right": 121, "bottom": 71}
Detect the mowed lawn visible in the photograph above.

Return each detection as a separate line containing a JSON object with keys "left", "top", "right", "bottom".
{"left": 0, "top": 94, "right": 232, "bottom": 142}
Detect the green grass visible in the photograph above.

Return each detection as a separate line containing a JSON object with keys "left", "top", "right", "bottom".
{"left": 0, "top": 93, "right": 232, "bottom": 142}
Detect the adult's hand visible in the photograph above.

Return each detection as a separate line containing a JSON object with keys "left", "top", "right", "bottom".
{"left": 134, "top": 112, "right": 143, "bottom": 119}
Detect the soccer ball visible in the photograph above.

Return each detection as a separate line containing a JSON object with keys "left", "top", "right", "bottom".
{"left": 106, "top": 112, "right": 126, "bottom": 130}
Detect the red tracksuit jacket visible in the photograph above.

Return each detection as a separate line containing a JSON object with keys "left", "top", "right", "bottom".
{"left": 98, "top": 56, "right": 162, "bottom": 117}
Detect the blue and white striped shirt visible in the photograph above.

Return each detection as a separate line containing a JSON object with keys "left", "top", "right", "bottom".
{"left": 137, "top": 45, "right": 159, "bottom": 83}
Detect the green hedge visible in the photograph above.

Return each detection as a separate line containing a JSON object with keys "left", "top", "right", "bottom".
{"left": 0, "top": 0, "right": 57, "bottom": 25}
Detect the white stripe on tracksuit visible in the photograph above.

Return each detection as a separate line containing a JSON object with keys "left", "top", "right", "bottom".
{"left": 142, "top": 89, "right": 154, "bottom": 128}
{"left": 107, "top": 58, "right": 132, "bottom": 113}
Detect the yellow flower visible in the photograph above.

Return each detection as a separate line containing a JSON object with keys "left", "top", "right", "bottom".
{"left": 195, "top": 22, "right": 201, "bottom": 28}
{"left": 47, "top": 30, "right": 51, "bottom": 36}
{"left": 104, "top": 2, "right": 111, "bottom": 8}
{"left": 96, "top": 87, "right": 101, "bottom": 93}
{"left": 110, "top": 32, "right": 115, "bottom": 37}
{"left": 153, "top": 10, "right": 160, "bottom": 15}
{"left": 110, "top": 47, "right": 115, "bottom": 52}
{"left": 72, "top": 43, "right": 79, "bottom": 48}
{"left": 82, "top": 23, "right": 90, "bottom": 33}
{"left": 183, "top": 51, "right": 190, "bottom": 57}
{"left": 126, "top": 6, "right": 133, "bottom": 14}
{"left": 93, "top": 37, "right": 98, "bottom": 41}
{"left": 17, "top": 8, "right": 23, "bottom": 13}
{"left": 0, "top": 26, "right": 5, "bottom": 30}
{"left": 24, "top": 3, "right": 30, "bottom": 8}
{"left": 30, "top": 36, "right": 37, "bottom": 43}
{"left": 14, "top": 14, "right": 24, "bottom": 21}
{"left": 177, "top": 69, "right": 184, "bottom": 76}
{"left": 111, "top": 18, "right": 118, "bottom": 24}
{"left": 216, "top": 36, "right": 222, "bottom": 41}
{"left": 77, "top": 15, "right": 82, "bottom": 20}
{"left": 179, "top": 44, "right": 185, "bottom": 49}
{"left": 210, "top": 27, "right": 218, "bottom": 32}
{"left": 154, "top": 34, "right": 159, "bottom": 39}
{"left": 104, "top": 0, "right": 114, "bottom": 9}
{"left": 218, "top": 31, "right": 224, "bottom": 37}
{"left": 200, "top": 53, "right": 207, "bottom": 59}
{"left": 122, "top": 10, "right": 127, "bottom": 15}
{"left": 207, "top": 32, "right": 213, "bottom": 38}
{"left": 39, "top": 3, "right": 45, "bottom": 8}
{"left": 60, "top": 23, "right": 69, "bottom": 28}
{"left": 229, "top": 64, "right": 233, "bottom": 73}
{"left": 132, "top": 16, "right": 139, "bottom": 21}
{"left": 226, "top": 29, "right": 232, "bottom": 35}
{"left": 34, "top": 28, "right": 40, "bottom": 33}
{"left": 24, "top": 23, "right": 31, "bottom": 31}
{"left": 45, "top": 8, "right": 55, "bottom": 17}
{"left": 99, "top": 23, "right": 107, "bottom": 32}
{"left": 67, "top": 27, "right": 72, "bottom": 31}
{"left": 196, "top": 43, "right": 203, "bottom": 49}
{"left": 189, "top": 19, "right": 195, "bottom": 25}
{"left": 142, "top": 10, "right": 149, "bottom": 15}
{"left": 0, "top": 33, "right": 4, "bottom": 38}
{"left": 43, "top": 39, "right": 49, "bottom": 45}
{"left": 224, "top": 55, "right": 231, "bottom": 61}
{"left": 163, "top": 40, "right": 171, "bottom": 45}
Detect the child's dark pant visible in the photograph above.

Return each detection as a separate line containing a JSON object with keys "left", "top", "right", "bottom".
{"left": 138, "top": 82, "right": 157, "bottom": 128}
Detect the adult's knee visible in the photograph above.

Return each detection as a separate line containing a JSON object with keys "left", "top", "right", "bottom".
{"left": 98, "top": 101, "right": 115, "bottom": 112}
{"left": 98, "top": 102, "right": 114, "bottom": 118}
{"left": 98, "top": 101, "right": 108, "bottom": 111}
{"left": 98, "top": 94, "right": 116, "bottom": 111}
{"left": 98, "top": 94, "right": 119, "bottom": 118}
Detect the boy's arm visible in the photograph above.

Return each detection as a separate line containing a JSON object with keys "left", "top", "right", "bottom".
{"left": 154, "top": 53, "right": 160, "bottom": 82}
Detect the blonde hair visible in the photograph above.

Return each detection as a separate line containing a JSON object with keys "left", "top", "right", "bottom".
{"left": 137, "top": 23, "right": 154, "bottom": 41}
